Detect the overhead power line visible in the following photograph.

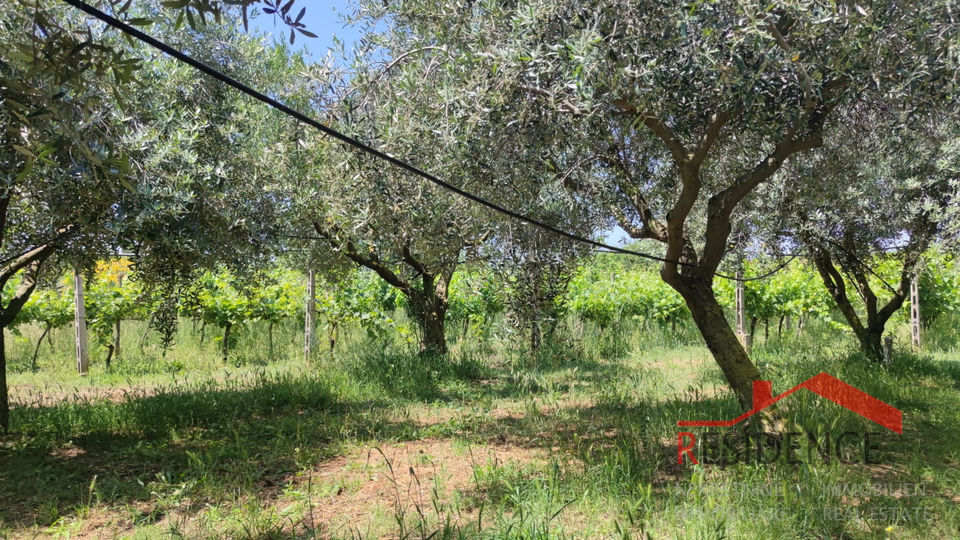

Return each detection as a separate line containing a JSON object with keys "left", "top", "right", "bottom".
{"left": 59, "top": 0, "right": 786, "bottom": 282}
{"left": 728, "top": 253, "right": 800, "bottom": 282}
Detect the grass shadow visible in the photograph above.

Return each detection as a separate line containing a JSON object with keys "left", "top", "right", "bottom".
{"left": 0, "top": 372, "right": 422, "bottom": 529}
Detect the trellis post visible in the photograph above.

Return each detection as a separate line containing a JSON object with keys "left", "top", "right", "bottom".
{"left": 304, "top": 269, "right": 316, "bottom": 362}
{"left": 74, "top": 269, "right": 88, "bottom": 375}
{"left": 735, "top": 273, "right": 751, "bottom": 353}
{"left": 910, "top": 273, "right": 921, "bottom": 350}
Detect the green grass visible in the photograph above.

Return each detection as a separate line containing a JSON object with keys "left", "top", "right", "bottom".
{"left": 1, "top": 316, "right": 959, "bottom": 539}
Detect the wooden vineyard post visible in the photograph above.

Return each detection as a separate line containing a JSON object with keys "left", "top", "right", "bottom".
{"left": 115, "top": 273, "right": 124, "bottom": 362}
{"left": 74, "top": 269, "right": 89, "bottom": 375}
{"left": 911, "top": 273, "right": 921, "bottom": 350}
{"left": 304, "top": 270, "right": 316, "bottom": 362}
{"left": 735, "top": 274, "right": 751, "bottom": 353}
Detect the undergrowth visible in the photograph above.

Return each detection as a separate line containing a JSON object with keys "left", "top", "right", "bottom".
{"left": 1, "top": 316, "right": 959, "bottom": 539}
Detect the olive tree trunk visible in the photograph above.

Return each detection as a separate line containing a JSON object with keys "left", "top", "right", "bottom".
{"left": 810, "top": 245, "right": 911, "bottom": 363}
{"left": 418, "top": 304, "right": 448, "bottom": 355}
{"left": 407, "top": 271, "right": 451, "bottom": 355}
{"left": 593, "top": 92, "right": 834, "bottom": 411}
{"left": 0, "top": 244, "right": 54, "bottom": 433}
{"left": 670, "top": 275, "right": 762, "bottom": 409}
{"left": 857, "top": 329, "right": 885, "bottom": 364}
{"left": 312, "top": 222, "right": 456, "bottom": 357}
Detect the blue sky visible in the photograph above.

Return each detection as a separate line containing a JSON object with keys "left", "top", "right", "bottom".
{"left": 247, "top": 0, "right": 363, "bottom": 61}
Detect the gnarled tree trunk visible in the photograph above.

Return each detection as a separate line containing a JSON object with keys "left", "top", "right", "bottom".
{"left": 419, "top": 304, "right": 448, "bottom": 355}
{"left": 590, "top": 86, "right": 834, "bottom": 411}
{"left": 857, "top": 329, "right": 885, "bottom": 364}
{"left": 670, "top": 275, "right": 762, "bottom": 410}
{"left": 313, "top": 221, "right": 457, "bottom": 357}
{"left": 407, "top": 271, "right": 451, "bottom": 355}
{"left": 810, "top": 245, "right": 911, "bottom": 363}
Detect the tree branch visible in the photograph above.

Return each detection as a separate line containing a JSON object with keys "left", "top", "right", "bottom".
{"left": 839, "top": 238, "right": 880, "bottom": 325}
{"left": 348, "top": 46, "right": 450, "bottom": 102}
{"left": 401, "top": 240, "right": 430, "bottom": 278}
{"left": 811, "top": 245, "right": 867, "bottom": 335}
{"left": 311, "top": 221, "right": 410, "bottom": 292}
{"left": 690, "top": 109, "right": 741, "bottom": 170}
{"left": 641, "top": 114, "right": 689, "bottom": 169}
{"left": 607, "top": 204, "right": 648, "bottom": 240}
{"left": 729, "top": 119, "right": 828, "bottom": 207}
{"left": 877, "top": 218, "right": 935, "bottom": 324}
{"left": 876, "top": 272, "right": 909, "bottom": 325}
{"left": 517, "top": 85, "right": 583, "bottom": 115}
{"left": 824, "top": 237, "right": 898, "bottom": 297}
{"left": 599, "top": 151, "right": 668, "bottom": 242}
{"left": 0, "top": 254, "right": 48, "bottom": 327}
{"left": 517, "top": 84, "right": 552, "bottom": 98}
{"left": 663, "top": 174, "right": 701, "bottom": 277}
{"left": 0, "top": 238, "right": 61, "bottom": 293}
{"left": 763, "top": 14, "right": 816, "bottom": 109}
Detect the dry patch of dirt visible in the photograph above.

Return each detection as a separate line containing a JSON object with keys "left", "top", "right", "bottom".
{"left": 297, "top": 438, "right": 543, "bottom": 537}
{"left": 3, "top": 507, "right": 134, "bottom": 540}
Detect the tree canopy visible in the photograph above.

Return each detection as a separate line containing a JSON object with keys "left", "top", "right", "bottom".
{"left": 1, "top": 0, "right": 958, "bottom": 431}
{"left": 340, "top": 0, "right": 960, "bottom": 406}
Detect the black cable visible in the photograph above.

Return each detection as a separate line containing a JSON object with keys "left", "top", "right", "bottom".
{"left": 823, "top": 238, "right": 902, "bottom": 296}
{"left": 60, "top": 0, "right": 789, "bottom": 283}
{"left": 61, "top": 1, "right": 670, "bottom": 260}
{"left": 719, "top": 253, "right": 800, "bottom": 282}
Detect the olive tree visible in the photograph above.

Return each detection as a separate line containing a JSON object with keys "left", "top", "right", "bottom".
{"left": 771, "top": 109, "right": 959, "bottom": 362}
{"left": 352, "top": 0, "right": 959, "bottom": 408}
{"left": 282, "top": 53, "right": 479, "bottom": 355}
{"left": 0, "top": 1, "right": 303, "bottom": 432}
{"left": 289, "top": 23, "right": 601, "bottom": 355}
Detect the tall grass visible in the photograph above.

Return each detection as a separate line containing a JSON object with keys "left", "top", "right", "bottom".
{"left": 2, "top": 313, "right": 959, "bottom": 539}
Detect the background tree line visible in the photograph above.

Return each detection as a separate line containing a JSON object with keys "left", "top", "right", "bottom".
{"left": 8, "top": 249, "right": 960, "bottom": 372}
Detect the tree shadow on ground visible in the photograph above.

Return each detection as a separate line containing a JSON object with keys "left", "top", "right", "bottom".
{"left": 476, "top": 357, "right": 635, "bottom": 401}
{"left": 0, "top": 362, "right": 716, "bottom": 530}
{"left": 3, "top": 350, "right": 958, "bottom": 535}
{"left": 0, "top": 374, "right": 412, "bottom": 529}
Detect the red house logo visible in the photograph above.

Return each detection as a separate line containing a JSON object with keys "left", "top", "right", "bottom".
{"left": 678, "top": 373, "right": 902, "bottom": 434}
